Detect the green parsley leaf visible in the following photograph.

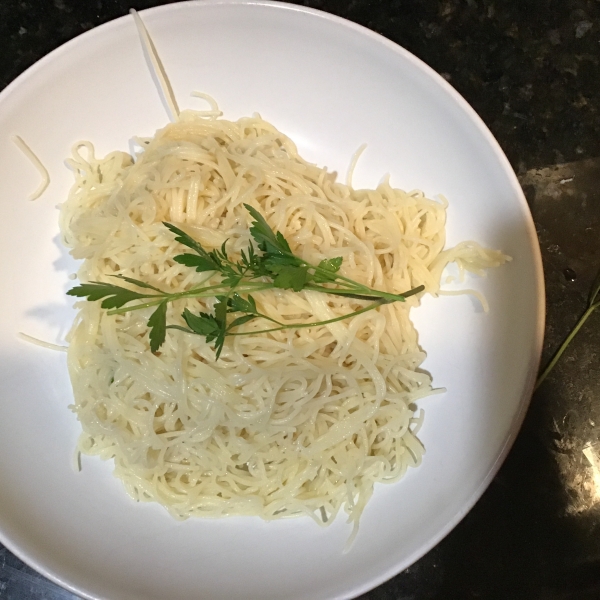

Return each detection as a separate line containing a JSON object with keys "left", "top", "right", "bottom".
{"left": 148, "top": 301, "right": 168, "bottom": 353}
{"left": 214, "top": 296, "right": 228, "bottom": 326}
{"left": 228, "top": 314, "right": 257, "bottom": 329}
{"left": 165, "top": 222, "right": 225, "bottom": 272}
{"left": 182, "top": 306, "right": 227, "bottom": 359}
{"left": 173, "top": 253, "right": 220, "bottom": 272}
{"left": 312, "top": 257, "right": 344, "bottom": 283}
{"left": 244, "top": 203, "right": 293, "bottom": 256}
{"left": 182, "top": 309, "right": 221, "bottom": 340}
{"left": 273, "top": 265, "right": 309, "bottom": 291}
{"left": 163, "top": 222, "right": 206, "bottom": 255}
{"left": 227, "top": 293, "right": 258, "bottom": 314}
{"left": 67, "top": 282, "right": 149, "bottom": 309}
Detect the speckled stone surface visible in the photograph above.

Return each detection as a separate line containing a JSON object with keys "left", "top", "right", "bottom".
{"left": 1, "top": 1, "right": 600, "bottom": 599}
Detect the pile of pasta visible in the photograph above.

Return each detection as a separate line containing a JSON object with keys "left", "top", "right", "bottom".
{"left": 60, "top": 109, "right": 507, "bottom": 535}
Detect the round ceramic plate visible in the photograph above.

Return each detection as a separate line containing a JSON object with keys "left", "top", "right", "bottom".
{"left": 0, "top": 1, "right": 544, "bottom": 599}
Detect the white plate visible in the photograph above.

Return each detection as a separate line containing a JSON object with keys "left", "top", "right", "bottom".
{"left": 0, "top": 1, "right": 544, "bottom": 599}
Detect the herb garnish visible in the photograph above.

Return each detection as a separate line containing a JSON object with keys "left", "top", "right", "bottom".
{"left": 68, "top": 204, "right": 424, "bottom": 358}
{"left": 535, "top": 268, "right": 600, "bottom": 391}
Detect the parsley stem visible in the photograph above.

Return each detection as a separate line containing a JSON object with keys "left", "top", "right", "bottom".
{"left": 227, "top": 299, "right": 387, "bottom": 337}
{"left": 177, "top": 281, "right": 269, "bottom": 295}
{"left": 535, "top": 302, "right": 599, "bottom": 391}
{"left": 106, "top": 282, "right": 275, "bottom": 316}
{"left": 106, "top": 281, "right": 424, "bottom": 317}
{"left": 107, "top": 298, "right": 166, "bottom": 315}
{"left": 247, "top": 313, "right": 283, "bottom": 327}
{"left": 305, "top": 283, "right": 424, "bottom": 303}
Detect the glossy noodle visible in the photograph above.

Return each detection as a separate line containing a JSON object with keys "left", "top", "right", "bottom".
{"left": 60, "top": 107, "right": 508, "bottom": 539}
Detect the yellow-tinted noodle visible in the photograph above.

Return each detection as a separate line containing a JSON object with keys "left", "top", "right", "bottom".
{"left": 12, "top": 135, "right": 50, "bottom": 200}
{"left": 60, "top": 109, "right": 509, "bottom": 537}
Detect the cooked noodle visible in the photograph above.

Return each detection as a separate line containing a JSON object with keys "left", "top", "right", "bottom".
{"left": 12, "top": 135, "right": 50, "bottom": 200}
{"left": 18, "top": 332, "right": 67, "bottom": 352}
{"left": 60, "top": 107, "right": 508, "bottom": 535}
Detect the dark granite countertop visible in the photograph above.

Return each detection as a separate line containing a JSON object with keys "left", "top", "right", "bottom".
{"left": 1, "top": 1, "right": 600, "bottom": 599}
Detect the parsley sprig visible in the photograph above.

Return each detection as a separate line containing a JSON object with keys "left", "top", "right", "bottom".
{"left": 535, "top": 268, "right": 600, "bottom": 391}
{"left": 68, "top": 204, "right": 424, "bottom": 358}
